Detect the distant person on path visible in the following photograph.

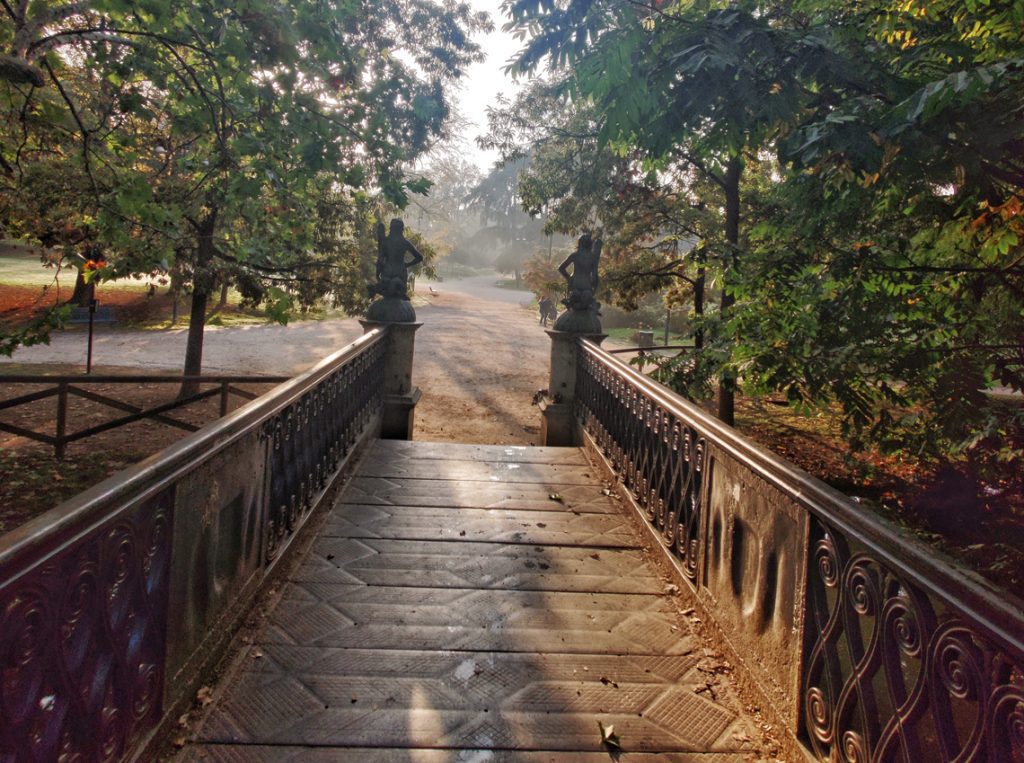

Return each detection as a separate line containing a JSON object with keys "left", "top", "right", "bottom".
{"left": 539, "top": 296, "right": 553, "bottom": 326}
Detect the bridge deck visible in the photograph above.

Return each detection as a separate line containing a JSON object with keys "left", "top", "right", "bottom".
{"left": 180, "top": 440, "right": 766, "bottom": 761}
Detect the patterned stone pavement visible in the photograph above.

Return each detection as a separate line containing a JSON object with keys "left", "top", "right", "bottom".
{"left": 180, "top": 440, "right": 764, "bottom": 761}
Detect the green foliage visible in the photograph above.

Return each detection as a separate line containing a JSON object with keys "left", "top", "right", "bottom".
{"left": 0, "top": 305, "right": 69, "bottom": 357}
{"left": 464, "top": 159, "right": 548, "bottom": 279}
{"left": 405, "top": 153, "right": 483, "bottom": 268}
{"left": 1, "top": 0, "right": 488, "bottom": 366}
{"left": 504, "top": 0, "right": 1024, "bottom": 456}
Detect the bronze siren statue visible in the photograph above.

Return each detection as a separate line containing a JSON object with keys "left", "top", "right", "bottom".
{"left": 553, "top": 232, "right": 603, "bottom": 333}
{"left": 366, "top": 218, "right": 423, "bottom": 322}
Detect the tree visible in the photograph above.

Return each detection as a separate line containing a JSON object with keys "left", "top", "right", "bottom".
{"left": 503, "top": 0, "right": 1024, "bottom": 456}
{"left": 406, "top": 150, "right": 482, "bottom": 270}
{"left": 480, "top": 78, "right": 724, "bottom": 356}
{"left": 503, "top": 2, "right": 817, "bottom": 422}
{"left": 1, "top": 0, "right": 490, "bottom": 384}
{"left": 465, "top": 159, "right": 546, "bottom": 287}
{"left": 732, "top": 0, "right": 1024, "bottom": 452}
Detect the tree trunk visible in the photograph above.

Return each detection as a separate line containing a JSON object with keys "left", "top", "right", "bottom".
{"left": 693, "top": 249, "right": 706, "bottom": 351}
{"left": 68, "top": 269, "right": 92, "bottom": 306}
{"left": 170, "top": 287, "right": 180, "bottom": 325}
{"left": 169, "top": 263, "right": 185, "bottom": 325}
{"left": 180, "top": 211, "right": 217, "bottom": 398}
{"left": 205, "top": 278, "right": 230, "bottom": 319}
{"left": 717, "top": 155, "right": 743, "bottom": 426}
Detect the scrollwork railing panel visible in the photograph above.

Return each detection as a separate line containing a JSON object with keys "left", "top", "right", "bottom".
{"left": 264, "top": 333, "right": 385, "bottom": 563}
{"left": 576, "top": 345, "right": 706, "bottom": 583}
{"left": 574, "top": 339, "right": 1024, "bottom": 762}
{"left": 806, "top": 517, "right": 1024, "bottom": 762}
{"left": 0, "top": 490, "right": 172, "bottom": 762}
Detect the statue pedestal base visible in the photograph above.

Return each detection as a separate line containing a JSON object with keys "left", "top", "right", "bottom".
{"left": 553, "top": 306, "right": 602, "bottom": 334}
{"left": 381, "top": 388, "right": 422, "bottom": 440}
{"left": 360, "top": 319, "right": 422, "bottom": 440}
{"left": 366, "top": 296, "right": 416, "bottom": 323}
{"left": 540, "top": 329, "right": 606, "bottom": 447}
{"left": 539, "top": 398, "right": 576, "bottom": 447}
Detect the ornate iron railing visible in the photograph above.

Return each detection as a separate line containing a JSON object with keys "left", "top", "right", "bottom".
{"left": 575, "top": 339, "right": 1024, "bottom": 763}
{"left": 0, "top": 329, "right": 386, "bottom": 762}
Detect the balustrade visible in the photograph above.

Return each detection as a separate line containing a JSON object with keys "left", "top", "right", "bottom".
{"left": 0, "top": 330, "right": 387, "bottom": 762}
{"left": 575, "top": 338, "right": 1024, "bottom": 762}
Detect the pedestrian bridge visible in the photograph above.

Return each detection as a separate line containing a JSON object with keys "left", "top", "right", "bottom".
{"left": 1, "top": 327, "right": 1021, "bottom": 762}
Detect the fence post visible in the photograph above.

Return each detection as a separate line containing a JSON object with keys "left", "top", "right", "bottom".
{"left": 55, "top": 381, "right": 68, "bottom": 459}
{"left": 219, "top": 381, "right": 230, "bottom": 417}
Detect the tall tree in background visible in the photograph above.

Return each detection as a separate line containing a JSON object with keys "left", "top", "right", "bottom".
{"left": 465, "top": 159, "right": 546, "bottom": 287}
{"left": 407, "top": 151, "right": 482, "bottom": 269}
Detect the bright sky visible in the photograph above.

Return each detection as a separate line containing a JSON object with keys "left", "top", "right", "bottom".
{"left": 457, "top": 0, "right": 525, "bottom": 171}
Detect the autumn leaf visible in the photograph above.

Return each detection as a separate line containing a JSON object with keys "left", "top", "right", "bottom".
{"left": 597, "top": 721, "right": 621, "bottom": 750}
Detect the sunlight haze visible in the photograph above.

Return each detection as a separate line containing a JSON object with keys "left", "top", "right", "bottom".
{"left": 460, "top": 0, "right": 523, "bottom": 170}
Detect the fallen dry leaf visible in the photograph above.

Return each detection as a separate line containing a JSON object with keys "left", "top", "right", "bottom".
{"left": 597, "top": 720, "right": 621, "bottom": 750}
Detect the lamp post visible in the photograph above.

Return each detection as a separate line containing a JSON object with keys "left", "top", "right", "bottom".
{"left": 86, "top": 296, "right": 96, "bottom": 374}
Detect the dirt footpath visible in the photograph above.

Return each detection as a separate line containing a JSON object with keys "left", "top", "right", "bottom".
{"left": 0, "top": 275, "right": 551, "bottom": 446}
{"left": 412, "top": 279, "right": 548, "bottom": 444}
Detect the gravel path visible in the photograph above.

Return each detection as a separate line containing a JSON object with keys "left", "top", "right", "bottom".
{"left": 1, "top": 274, "right": 551, "bottom": 444}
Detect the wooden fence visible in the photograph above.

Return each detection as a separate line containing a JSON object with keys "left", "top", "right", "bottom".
{"left": 0, "top": 374, "right": 289, "bottom": 458}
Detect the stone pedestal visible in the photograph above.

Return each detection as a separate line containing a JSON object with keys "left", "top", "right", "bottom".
{"left": 366, "top": 295, "right": 416, "bottom": 323}
{"left": 360, "top": 320, "right": 422, "bottom": 440}
{"left": 541, "top": 329, "right": 606, "bottom": 446}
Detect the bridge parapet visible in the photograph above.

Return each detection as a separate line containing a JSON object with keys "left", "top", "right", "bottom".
{"left": 573, "top": 338, "right": 1024, "bottom": 762}
{"left": 0, "top": 329, "right": 388, "bottom": 762}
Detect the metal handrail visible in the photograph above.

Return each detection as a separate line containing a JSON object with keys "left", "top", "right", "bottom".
{"left": 0, "top": 329, "right": 384, "bottom": 577}
{"left": 0, "top": 328, "right": 388, "bottom": 762}
{"left": 576, "top": 338, "right": 1024, "bottom": 762}
{"left": 605, "top": 344, "right": 695, "bottom": 355}
{"left": 0, "top": 373, "right": 292, "bottom": 457}
{"left": 0, "top": 374, "right": 289, "bottom": 384}
{"left": 579, "top": 339, "right": 1024, "bottom": 654}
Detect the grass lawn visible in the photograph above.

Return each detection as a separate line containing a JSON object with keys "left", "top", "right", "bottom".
{"left": 494, "top": 277, "right": 532, "bottom": 291}
{"left": 604, "top": 326, "right": 693, "bottom": 346}
{"left": 0, "top": 245, "right": 350, "bottom": 329}
{"left": 0, "top": 245, "right": 157, "bottom": 294}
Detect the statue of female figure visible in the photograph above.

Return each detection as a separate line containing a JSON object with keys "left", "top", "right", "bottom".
{"left": 552, "top": 231, "right": 603, "bottom": 333}
{"left": 558, "top": 232, "right": 602, "bottom": 312}
{"left": 373, "top": 218, "right": 423, "bottom": 299}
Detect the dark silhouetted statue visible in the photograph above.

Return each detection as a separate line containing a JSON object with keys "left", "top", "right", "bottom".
{"left": 554, "top": 232, "right": 603, "bottom": 333}
{"left": 366, "top": 218, "right": 423, "bottom": 322}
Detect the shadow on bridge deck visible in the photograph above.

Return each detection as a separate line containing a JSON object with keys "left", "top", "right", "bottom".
{"left": 178, "top": 440, "right": 771, "bottom": 761}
